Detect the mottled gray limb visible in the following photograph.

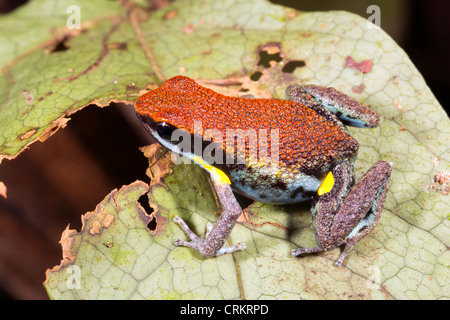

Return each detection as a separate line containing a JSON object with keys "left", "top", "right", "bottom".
{"left": 292, "top": 160, "right": 391, "bottom": 266}
{"left": 173, "top": 172, "right": 246, "bottom": 258}
{"left": 291, "top": 246, "right": 324, "bottom": 257}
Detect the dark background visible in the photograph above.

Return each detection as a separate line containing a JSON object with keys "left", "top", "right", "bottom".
{"left": 0, "top": 0, "right": 448, "bottom": 299}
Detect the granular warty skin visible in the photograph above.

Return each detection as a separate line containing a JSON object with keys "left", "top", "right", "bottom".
{"left": 135, "top": 75, "right": 359, "bottom": 179}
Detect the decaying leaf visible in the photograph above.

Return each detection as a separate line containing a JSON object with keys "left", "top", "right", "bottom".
{"left": 44, "top": 181, "right": 151, "bottom": 299}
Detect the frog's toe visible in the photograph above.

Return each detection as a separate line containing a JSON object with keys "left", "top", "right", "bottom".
{"left": 291, "top": 246, "right": 323, "bottom": 257}
{"left": 334, "top": 243, "right": 355, "bottom": 267}
{"left": 173, "top": 216, "right": 201, "bottom": 242}
{"left": 174, "top": 238, "right": 199, "bottom": 248}
{"left": 216, "top": 242, "right": 247, "bottom": 256}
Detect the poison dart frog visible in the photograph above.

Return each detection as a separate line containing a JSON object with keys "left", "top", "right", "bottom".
{"left": 135, "top": 75, "right": 391, "bottom": 266}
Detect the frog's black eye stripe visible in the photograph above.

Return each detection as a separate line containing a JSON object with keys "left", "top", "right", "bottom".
{"left": 155, "top": 122, "right": 176, "bottom": 140}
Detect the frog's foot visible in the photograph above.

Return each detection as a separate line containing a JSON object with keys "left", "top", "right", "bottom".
{"left": 173, "top": 216, "right": 246, "bottom": 258}
{"left": 292, "top": 244, "right": 362, "bottom": 267}
{"left": 291, "top": 245, "right": 359, "bottom": 267}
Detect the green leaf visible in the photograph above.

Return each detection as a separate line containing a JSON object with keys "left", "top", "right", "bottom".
{"left": 0, "top": 0, "right": 129, "bottom": 159}
{"left": 2, "top": 0, "right": 448, "bottom": 299}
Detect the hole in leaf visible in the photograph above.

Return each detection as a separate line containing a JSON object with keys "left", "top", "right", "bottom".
{"left": 147, "top": 215, "right": 157, "bottom": 231}
{"left": 250, "top": 71, "right": 263, "bottom": 81}
{"left": 282, "top": 60, "right": 306, "bottom": 73}
{"left": 257, "top": 50, "right": 282, "bottom": 68}
{"left": 50, "top": 40, "right": 70, "bottom": 53}
{"left": 138, "top": 194, "right": 156, "bottom": 230}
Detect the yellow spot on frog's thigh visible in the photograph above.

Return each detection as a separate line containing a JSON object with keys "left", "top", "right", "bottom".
{"left": 192, "top": 155, "right": 231, "bottom": 185}
{"left": 318, "top": 171, "right": 334, "bottom": 196}
{"left": 210, "top": 167, "right": 231, "bottom": 185}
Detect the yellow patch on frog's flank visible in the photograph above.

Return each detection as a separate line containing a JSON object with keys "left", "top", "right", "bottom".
{"left": 192, "top": 156, "right": 231, "bottom": 185}
{"left": 318, "top": 171, "right": 334, "bottom": 196}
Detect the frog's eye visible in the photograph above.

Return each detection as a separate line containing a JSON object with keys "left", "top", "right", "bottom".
{"left": 156, "top": 122, "right": 176, "bottom": 140}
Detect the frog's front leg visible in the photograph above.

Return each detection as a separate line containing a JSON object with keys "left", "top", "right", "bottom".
{"left": 292, "top": 160, "right": 391, "bottom": 266}
{"left": 173, "top": 168, "right": 246, "bottom": 258}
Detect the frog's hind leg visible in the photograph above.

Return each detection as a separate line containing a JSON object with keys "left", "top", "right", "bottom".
{"left": 292, "top": 160, "right": 391, "bottom": 266}
{"left": 333, "top": 161, "right": 391, "bottom": 266}
{"left": 286, "top": 84, "right": 380, "bottom": 128}
{"left": 173, "top": 169, "right": 247, "bottom": 258}
{"left": 291, "top": 161, "right": 356, "bottom": 259}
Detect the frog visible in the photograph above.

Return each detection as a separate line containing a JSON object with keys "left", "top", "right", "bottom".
{"left": 135, "top": 75, "right": 392, "bottom": 266}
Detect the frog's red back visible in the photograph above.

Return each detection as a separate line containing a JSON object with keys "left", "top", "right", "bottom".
{"left": 135, "top": 76, "right": 358, "bottom": 175}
